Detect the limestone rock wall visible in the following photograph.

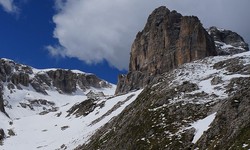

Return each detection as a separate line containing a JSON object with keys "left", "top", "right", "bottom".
{"left": 116, "top": 6, "right": 216, "bottom": 94}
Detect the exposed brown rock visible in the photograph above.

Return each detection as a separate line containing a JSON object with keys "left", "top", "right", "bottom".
{"left": 176, "top": 16, "right": 216, "bottom": 65}
{"left": 116, "top": 6, "right": 216, "bottom": 94}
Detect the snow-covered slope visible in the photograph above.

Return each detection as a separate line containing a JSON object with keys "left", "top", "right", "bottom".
{"left": 0, "top": 87, "right": 142, "bottom": 149}
{"left": 0, "top": 59, "right": 143, "bottom": 150}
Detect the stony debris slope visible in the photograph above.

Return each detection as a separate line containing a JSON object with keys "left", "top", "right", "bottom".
{"left": 79, "top": 51, "right": 250, "bottom": 150}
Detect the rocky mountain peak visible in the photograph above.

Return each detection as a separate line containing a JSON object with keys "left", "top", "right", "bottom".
{"left": 116, "top": 6, "right": 216, "bottom": 94}
{"left": 208, "top": 26, "right": 249, "bottom": 55}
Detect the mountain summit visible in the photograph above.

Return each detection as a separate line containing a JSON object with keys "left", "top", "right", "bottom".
{"left": 116, "top": 6, "right": 216, "bottom": 94}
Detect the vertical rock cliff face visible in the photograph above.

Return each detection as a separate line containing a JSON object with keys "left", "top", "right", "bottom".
{"left": 116, "top": 6, "right": 216, "bottom": 94}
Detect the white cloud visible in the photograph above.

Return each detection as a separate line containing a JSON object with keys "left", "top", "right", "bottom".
{"left": 48, "top": 0, "right": 165, "bottom": 70}
{"left": 0, "top": 0, "right": 17, "bottom": 13}
{"left": 49, "top": 0, "right": 250, "bottom": 70}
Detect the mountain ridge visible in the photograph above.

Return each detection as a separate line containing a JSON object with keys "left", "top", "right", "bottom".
{"left": 0, "top": 57, "right": 147, "bottom": 149}
{"left": 0, "top": 58, "right": 112, "bottom": 95}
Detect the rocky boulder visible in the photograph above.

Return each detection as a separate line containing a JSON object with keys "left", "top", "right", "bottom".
{"left": 208, "top": 26, "right": 249, "bottom": 55}
{"left": 116, "top": 6, "right": 216, "bottom": 94}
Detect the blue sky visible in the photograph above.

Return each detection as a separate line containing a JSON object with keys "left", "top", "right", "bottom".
{"left": 0, "top": 0, "right": 127, "bottom": 83}
{"left": 0, "top": 0, "right": 249, "bottom": 84}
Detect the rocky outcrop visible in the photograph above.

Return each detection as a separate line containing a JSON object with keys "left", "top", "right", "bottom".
{"left": 116, "top": 6, "right": 216, "bottom": 94}
{"left": 208, "top": 26, "right": 249, "bottom": 55}
{"left": 47, "top": 70, "right": 77, "bottom": 93}
{"left": 47, "top": 70, "right": 111, "bottom": 93}
{"left": 0, "top": 59, "right": 32, "bottom": 87}
{"left": 11, "top": 73, "right": 29, "bottom": 86}
{"left": 67, "top": 98, "right": 97, "bottom": 118}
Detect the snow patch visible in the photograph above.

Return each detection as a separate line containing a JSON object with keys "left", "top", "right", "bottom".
{"left": 189, "top": 113, "right": 217, "bottom": 143}
{"left": 0, "top": 80, "right": 142, "bottom": 150}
